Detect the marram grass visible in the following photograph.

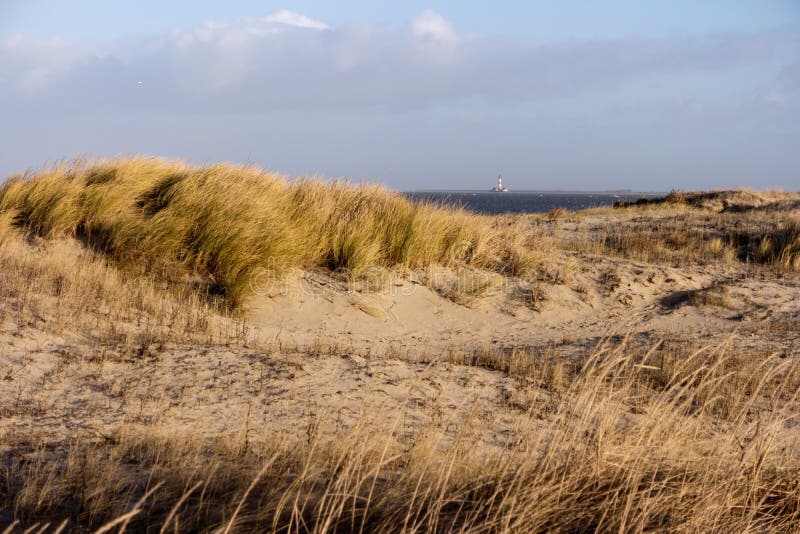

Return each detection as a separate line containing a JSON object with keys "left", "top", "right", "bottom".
{"left": 0, "top": 157, "right": 511, "bottom": 306}
{"left": 757, "top": 218, "right": 800, "bottom": 271}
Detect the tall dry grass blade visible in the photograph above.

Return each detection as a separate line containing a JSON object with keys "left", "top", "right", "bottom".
{"left": 93, "top": 510, "right": 141, "bottom": 534}
{"left": 20, "top": 523, "right": 42, "bottom": 534}
{"left": 159, "top": 481, "right": 203, "bottom": 534}
{"left": 95, "top": 481, "right": 163, "bottom": 534}
{"left": 219, "top": 453, "right": 281, "bottom": 534}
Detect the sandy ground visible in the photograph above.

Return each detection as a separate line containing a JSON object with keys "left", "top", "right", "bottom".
{"left": 245, "top": 256, "right": 799, "bottom": 357}
{"left": 2, "top": 234, "right": 798, "bottom": 456}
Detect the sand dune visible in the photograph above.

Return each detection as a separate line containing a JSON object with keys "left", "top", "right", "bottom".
{"left": 1, "top": 163, "right": 799, "bottom": 531}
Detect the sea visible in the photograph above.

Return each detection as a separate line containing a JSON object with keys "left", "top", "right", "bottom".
{"left": 402, "top": 191, "right": 663, "bottom": 216}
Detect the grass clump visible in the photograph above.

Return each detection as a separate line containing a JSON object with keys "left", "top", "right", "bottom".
{"left": 510, "top": 281, "right": 547, "bottom": 311}
{"left": 0, "top": 170, "right": 83, "bottom": 239}
{"left": 429, "top": 267, "right": 500, "bottom": 305}
{"left": 661, "top": 283, "right": 732, "bottom": 310}
{"left": 702, "top": 236, "right": 736, "bottom": 263}
{"left": 755, "top": 218, "right": 800, "bottom": 271}
{"left": 598, "top": 268, "right": 621, "bottom": 294}
{"left": 665, "top": 189, "right": 689, "bottom": 204}
{"left": 688, "top": 283, "right": 730, "bottom": 308}
{"left": 0, "top": 157, "right": 512, "bottom": 307}
{"left": 546, "top": 207, "right": 569, "bottom": 220}
{"left": 603, "top": 230, "right": 671, "bottom": 263}
{"left": 351, "top": 296, "right": 388, "bottom": 319}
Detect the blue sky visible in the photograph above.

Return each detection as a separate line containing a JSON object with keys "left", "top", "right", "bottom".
{"left": 3, "top": 1, "right": 797, "bottom": 40}
{"left": 1, "top": 1, "right": 799, "bottom": 189}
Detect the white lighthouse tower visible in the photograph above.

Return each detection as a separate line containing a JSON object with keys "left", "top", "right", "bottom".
{"left": 491, "top": 174, "right": 509, "bottom": 192}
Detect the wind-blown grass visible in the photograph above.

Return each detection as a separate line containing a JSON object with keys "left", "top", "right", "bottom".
{"left": 756, "top": 218, "right": 800, "bottom": 271}
{"left": 0, "top": 157, "right": 507, "bottom": 306}
{"left": 5, "top": 338, "right": 800, "bottom": 532}
{"left": 2, "top": 182, "right": 800, "bottom": 532}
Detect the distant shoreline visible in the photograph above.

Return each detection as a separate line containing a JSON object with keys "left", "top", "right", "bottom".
{"left": 403, "top": 189, "right": 667, "bottom": 195}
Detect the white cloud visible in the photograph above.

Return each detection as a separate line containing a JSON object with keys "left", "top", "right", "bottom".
{"left": 0, "top": 11, "right": 791, "bottom": 113}
{"left": 263, "top": 10, "right": 329, "bottom": 31}
{"left": 0, "top": 12, "right": 798, "bottom": 189}
{"left": 410, "top": 9, "right": 458, "bottom": 43}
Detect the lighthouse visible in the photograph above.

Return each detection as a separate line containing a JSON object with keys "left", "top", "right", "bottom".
{"left": 491, "top": 174, "right": 509, "bottom": 192}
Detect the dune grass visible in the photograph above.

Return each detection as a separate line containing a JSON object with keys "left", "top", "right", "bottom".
{"left": 2, "top": 181, "right": 800, "bottom": 532}
{"left": 0, "top": 157, "right": 512, "bottom": 307}
{"left": 5, "top": 336, "right": 800, "bottom": 532}
{"left": 554, "top": 204, "right": 800, "bottom": 274}
{"left": 0, "top": 221, "right": 246, "bottom": 350}
{"left": 756, "top": 218, "right": 800, "bottom": 271}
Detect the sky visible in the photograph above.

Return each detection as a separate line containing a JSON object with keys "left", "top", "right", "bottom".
{"left": 1, "top": 1, "right": 799, "bottom": 190}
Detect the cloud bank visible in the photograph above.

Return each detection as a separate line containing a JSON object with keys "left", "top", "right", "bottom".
{"left": 2, "top": 10, "right": 793, "bottom": 112}
{"left": 1, "top": 10, "right": 798, "bottom": 188}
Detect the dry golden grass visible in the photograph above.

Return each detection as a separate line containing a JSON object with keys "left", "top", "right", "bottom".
{"left": 426, "top": 267, "right": 502, "bottom": 306}
{"left": 614, "top": 188, "right": 800, "bottom": 212}
{"left": 548, "top": 205, "right": 800, "bottom": 274}
{"left": 4, "top": 334, "right": 800, "bottom": 532}
{"left": 0, "top": 226, "right": 248, "bottom": 352}
{"left": 1, "top": 220, "right": 799, "bottom": 532}
{"left": 596, "top": 218, "right": 741, "bottom": 266}
{"left": 2, "top": 163, "right": 800, "bottom": 532}
{"left": 350, "top": 296, "right": 388, "bottom": 319}
{"left": 0, "top": 158, "right": 518, "bottom": 307}
{"left": 755, "top": 218, "right": 800, "bottom": 271}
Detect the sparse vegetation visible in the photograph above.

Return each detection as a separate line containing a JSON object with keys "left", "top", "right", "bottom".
{"left": 351, "top": 296, "right": 388, "bottom": 319}
{"left": 510, "top": 281, "right": 548, "bottom": 311}
{"left": 702, "top": 236, "right": 736, "bottom": 262}
{"left": 665, "top": 189, "right": 688, "bottom": 204}
{"left": 679, "top": 283, "right": 732, "bottom": 308}
{"left": 428, "top": 267, "right": 500, "bottom": 305}
{"left": 690, "top": 283, "right": 729, "bottom": 307}
{"left": 546, "top": 207, "right": 568, "bottom": 220}
{"left": 4, "top": 333, "right": 799, "bottom": 532}
{"left": 598, "top": 267, "right": 621, "bottom": 294}
{"left": 1, "top": 162, "right": 799, "bottom": 532}
{"left": 0, "top": 226, "right": 241, "bottom": 348}
{"left": 755, "top": 218, "right": 800, "bottom": 271}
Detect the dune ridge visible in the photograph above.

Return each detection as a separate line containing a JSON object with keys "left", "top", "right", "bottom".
{"left": 0, "top": 158, "right": 537, "bottom": 307}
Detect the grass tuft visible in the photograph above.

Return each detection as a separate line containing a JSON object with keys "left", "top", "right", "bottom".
{"left": 756, "top": 218, "right": 800, "bottom": 271}
{"left": 688, "top": 283, "right": 730, "bottom": 308}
